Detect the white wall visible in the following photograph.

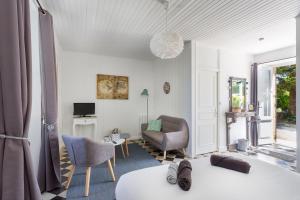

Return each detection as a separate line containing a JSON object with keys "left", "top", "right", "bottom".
{"left": 152, "top": 42, "right": 192, "bottom": 154}
{"left": 218, "top": 49, "right": 253, "bottom": 149}
{"left": 60, "top": 43, "right": 193, "bottom": 152}
{"left": 153, "top": 42, "right": 192, "bottom": 119}
{"left": 28, "top": 0, "right": 42, "bottom": 176}
{"left": 296, "top": 15, "right": 300, "bottom": 172}
{"left": 190, "top": 42, "right": 253, "bottom": 155}
{"left": 58, "top": 41, "right": 252, "bottom": 158}
{"left": 60, "top": 52, "right": 154, "bottom": 140}
{"left": 254, "top": 46, "right": 296, "bottom": 64}
{"left": 152, "top": 41, "right": 252, "bottom": 156}
{"left": 55, "top": 36, "right": 63, "bottom": 135}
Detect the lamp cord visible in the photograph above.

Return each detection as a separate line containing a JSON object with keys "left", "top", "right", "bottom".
{"left": 164, "top": 0, "right": 169, "bottom": 32}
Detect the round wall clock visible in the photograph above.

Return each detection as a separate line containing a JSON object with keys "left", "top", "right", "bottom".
{"left": 163, "top": 82, "right": 170, "bottom": 94}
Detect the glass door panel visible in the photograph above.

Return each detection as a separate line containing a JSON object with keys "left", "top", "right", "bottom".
{"left": 257, "top": 66, "right": 274, "bottom": 144}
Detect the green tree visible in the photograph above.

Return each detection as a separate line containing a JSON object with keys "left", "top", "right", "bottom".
{"left": 276, "top": 65, "right": 296, "bottom": 123}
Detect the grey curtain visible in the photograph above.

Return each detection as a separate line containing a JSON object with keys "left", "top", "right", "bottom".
{"left": 250, "top": 63, "right": 259, "bottom": 146}
{"left": 0, "top": 0, "right": 42, "bottom": 199}
{"left": 38, "top": 10, "right": 61, "bottom": 192}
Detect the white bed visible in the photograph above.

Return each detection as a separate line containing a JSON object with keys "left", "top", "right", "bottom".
{"left": 115, "top": 154, "right": 300, "bottom": 200}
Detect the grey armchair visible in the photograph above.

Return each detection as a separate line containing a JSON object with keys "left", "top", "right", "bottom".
{"left": 141, "top": 115, "right": 189, "bottom": 159}
{"left": 62, "top": 135, "right": 115, "bottom": 197}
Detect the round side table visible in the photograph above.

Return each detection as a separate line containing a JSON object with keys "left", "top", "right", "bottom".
{"left": 103, "top": 138, "right": 125, "bottom": 167}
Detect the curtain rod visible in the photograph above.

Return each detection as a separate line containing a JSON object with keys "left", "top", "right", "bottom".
{"left": 35, "top": 0, "right": 46, "bottom": 14}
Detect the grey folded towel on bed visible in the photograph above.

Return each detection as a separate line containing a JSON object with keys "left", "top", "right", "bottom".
{"left": 210, "top": 154, "right": 251, "bottom": 174}
{"left": 177, "top": 160, "right": 192, "bottom": 191}
{"left": 167, "top": 163, "right": 178, "bottom": 184}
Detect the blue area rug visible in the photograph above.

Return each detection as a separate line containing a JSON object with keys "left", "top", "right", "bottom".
{"left": 66, "top": 143, "right": 160, "bottom": 199}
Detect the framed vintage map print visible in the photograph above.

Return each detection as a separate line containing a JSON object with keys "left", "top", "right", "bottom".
{"left": 97, "top": 74, "right": 129, "bottom": 99}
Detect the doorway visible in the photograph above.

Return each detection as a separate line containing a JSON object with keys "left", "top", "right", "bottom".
{"left": 256, "top": 58, "right": 296, "bottom": 165}
{"left": 257, "top": 58, "right": 296, "bottom": 147}
{"left": 275, "top": 64, "right": 296, "bottom": 148}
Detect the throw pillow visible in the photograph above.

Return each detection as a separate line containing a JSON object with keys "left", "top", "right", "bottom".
{"left": 147, "top": 119, "right": 162, "bottom": 132}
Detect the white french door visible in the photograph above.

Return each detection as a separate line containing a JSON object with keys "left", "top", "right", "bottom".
{"left": 257, "top": 66, "right": 275, "bottom": 144}
{"left": 195, "top": 70, "right": 218, "bottom": 154}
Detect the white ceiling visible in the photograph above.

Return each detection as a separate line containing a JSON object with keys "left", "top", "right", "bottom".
{"left": 200, "top": 18, "right": 296, "bottom": 55}
{"left": 42, "top": 0, "right": 300, "bottom": 60}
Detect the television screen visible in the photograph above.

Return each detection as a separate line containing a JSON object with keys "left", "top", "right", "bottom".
{"left": 73, "top": 103, "right": 95, "bottom": 116}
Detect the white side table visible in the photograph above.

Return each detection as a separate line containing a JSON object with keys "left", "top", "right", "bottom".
{"left": 103, "top": 138, "right": 125, "bottom": 167}
{"left": 73, "top": 116, "right": 97, "bottom": 139}
{"left": 120, "top": 133, "right": 130, "bottom": 156}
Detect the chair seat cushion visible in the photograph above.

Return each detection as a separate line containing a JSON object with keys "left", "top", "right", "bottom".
{"left": 143, "top": 131, "right": 164, "bottom": 144}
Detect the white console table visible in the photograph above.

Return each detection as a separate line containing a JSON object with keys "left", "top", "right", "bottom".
{"left": 72, "top": 116, "right": 97, "bottom": 139}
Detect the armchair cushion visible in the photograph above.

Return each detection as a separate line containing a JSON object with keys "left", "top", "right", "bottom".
{"left": 143, "top": 131, "right": 164, "bottom": 144}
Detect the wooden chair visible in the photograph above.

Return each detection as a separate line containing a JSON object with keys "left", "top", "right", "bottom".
{"left": 62, "top": 135, "right": 116, "bottom": 197}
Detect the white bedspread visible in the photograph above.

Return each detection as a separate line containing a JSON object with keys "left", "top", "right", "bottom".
{"left": 115, "top": 154, "right": 300, "bottom": 200}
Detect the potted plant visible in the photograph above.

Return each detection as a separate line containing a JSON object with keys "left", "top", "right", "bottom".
{"left": 232, "top": 96, "right": 242, "bottom": 112}
{"left": 111, "top": 128, "right": 120, "bottom": 141}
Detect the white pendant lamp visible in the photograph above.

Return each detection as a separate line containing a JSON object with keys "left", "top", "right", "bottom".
{"left": 150, "top": 0, "right": 184, "bottom": 59}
